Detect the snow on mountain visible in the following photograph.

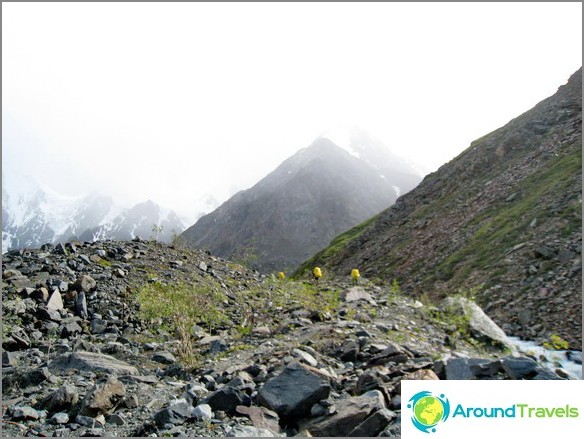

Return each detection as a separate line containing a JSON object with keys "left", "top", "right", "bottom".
{"left": 2, "top": 175, "right": 186, "bottom": 253}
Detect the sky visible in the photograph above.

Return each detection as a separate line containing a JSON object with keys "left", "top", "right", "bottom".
{"left": 2, "top": 2, "right": 582, "bottom": 224}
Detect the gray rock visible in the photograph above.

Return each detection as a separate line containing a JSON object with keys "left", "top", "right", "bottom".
{"left": 226, "top": 426, "right": 279, "bottom": 437}
{"left": 348, "top": 408, "right": 396, "bottom": 437}
{"left": 443, "top": 357, "right": 491, "bottom": 380}
{"left": 341, "top": 287, "right": 374, "bottom": 303}
{"left": 60, "top": 319, "right": 83, "bottom": 338}
{"left": 49, "top": 351, "right": 139, "bottom": 376}
{"left": 292, "top": 348, "right": 318, "bottom": 367}
{"left": 152, "top": 351, "right": 177, "bottom": 365}
{"left": 567, "top": 351, "right": 582, "bottom": 365}
{"left": 257, "top": 362, "right": 331, "bottom": 419}
{"left": 78, "top": 376, "right": 126, "bottom": 417}
{"left": 106, "top": 413, "right": 126, "bottom": 426}
{"left": 31, "top": 287, "right": 50, "bottom": 302}
{"left": 73, "top": 275, "right": 97, "bottom": 293}
{"left": 154, "top": 398, "right": 195, "bottom": 427}
{"left": 90, "top": 318, "right": 108, "bottom": 334}
{"left": 2, "top": 350, "right": 19, "bottom": 367}
{"left": 47, "top": 291, "right": 64, "bottom": 312}
{"left": 50, "top": 412, "right": 70, "bottom": 425}
{"left": 43, "top": 384, "right": 79, "bottom": 414}
{"left": 501, "top": 356, "right": 541, "bottom": 379}
{"left": 340, "top": 340, "right": 360, "bottom": 362}
{"left": 202, "top": 386, "right": 251, "bottom": 415}
{"left": 12, "top": 406, "right": 42, "bottom": 420}
{"left": 440, "top": 297, "right": 514, "bottom": 351}
{"left": 192, "top": 404, "right": 213, "bottom": 421}
{"left": 301, "top": 390, "right": 386, "bottom": 436}
{"left": 235, "top": 405, "right": 280, "bottom": 434}
{"left": 76, "top": 291, "right": 88, "bottom": 319}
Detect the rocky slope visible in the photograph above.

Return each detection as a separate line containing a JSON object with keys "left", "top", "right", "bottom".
{"left": 2, "top": 240, "right": 578, "bottom": 437}
{"left": 296, "top": 68, "right": 582, "bottom": 350}
{"left": 181, "top": 137, "right": 421, "bottom": 274}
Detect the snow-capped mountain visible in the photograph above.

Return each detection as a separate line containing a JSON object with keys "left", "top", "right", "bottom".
{"left": 2, "top": 175, "right": 185, "bottom": 253}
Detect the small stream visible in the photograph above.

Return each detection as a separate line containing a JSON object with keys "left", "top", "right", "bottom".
{"left": 509, "top": 336, "right": 582, "bottom": 380}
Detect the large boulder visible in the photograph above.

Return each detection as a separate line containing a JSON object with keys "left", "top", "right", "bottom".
{"left": 257, "top": 362, "right": 330, "bottom": 419}
{"left": 440, "top": 297, "right": 514, "bottom": 351}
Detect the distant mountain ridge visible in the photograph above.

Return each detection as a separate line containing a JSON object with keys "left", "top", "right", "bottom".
{"left": 181, "top": 135, "right": 422, "bottom": 273}
{"left": 2, "top": 178, "right": 185, "bottom": 252}
{"left": 297, "top": 68, "right": 582, "bottom": 349}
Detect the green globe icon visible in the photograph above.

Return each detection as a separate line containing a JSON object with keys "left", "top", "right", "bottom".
{"left": 414, "top": 396, "right": 444, "bottom": 426}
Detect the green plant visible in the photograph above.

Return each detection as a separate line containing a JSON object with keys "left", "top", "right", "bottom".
{"left": 151, "top": 224, "right": 164, "bottom": 241}
{"left": 170, "top": 229, "right": 186, "bottom": 247}
{"left": 388, "top": 279, "right": 402, "bottom": 301}
{"left": 542, "top": 334, "right": 569, "bottom": 350}
{"left": 136, "top": 281, "right": 228, "bottom": 363}
{"left": 231, "top": 240, "right": 259, "bottom": 268}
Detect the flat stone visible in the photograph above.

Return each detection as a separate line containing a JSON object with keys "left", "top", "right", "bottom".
{"left": 49, "top": 351, "right": 138, "bottom": 376}
{"left": 47, "top": 291, "right": 64, "bottom": 312}
{"left": 301, "top": 390, "right": 386, "bottom": 436}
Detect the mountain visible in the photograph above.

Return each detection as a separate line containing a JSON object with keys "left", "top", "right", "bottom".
{"left": 2, "top": 178, "right": 185, "bottom": 252}
{"left": 180, "top": 137, "right": 422, "bottom": 273}
{"left": 297, "top": 68, "right": 582, "bottom": 349}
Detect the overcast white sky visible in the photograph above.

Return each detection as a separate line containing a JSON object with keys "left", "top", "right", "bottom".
{"left": 2, "top": 2, "right": 582, "bottom": 224}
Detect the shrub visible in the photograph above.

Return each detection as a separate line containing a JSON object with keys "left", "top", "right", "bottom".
{"left": 136, "top": 281, "right": 228, "bottom": 364}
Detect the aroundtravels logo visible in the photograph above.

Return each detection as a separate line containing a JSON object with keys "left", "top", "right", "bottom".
{"left": 407, "top": 391, "right": 451, "bottom": 433}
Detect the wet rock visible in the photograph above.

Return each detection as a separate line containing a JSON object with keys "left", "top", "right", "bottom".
{"left": 257, "top": 362, "right": 331, "bottom": 419}
{"left": 501, "top": 356, "right": 541, "bottom": 379}
{"left": 566, "top": 351, "right": 582, "bottom": 365}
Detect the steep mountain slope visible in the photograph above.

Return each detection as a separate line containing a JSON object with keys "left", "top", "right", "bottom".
{"left": 2, "top": 180, "right": 184, "bottom": 252}
{"left": 297, "top": 68, "right": 582, "bottom": 349}
{"left": 181, "top": 137, "right": 421, "bottom": 273}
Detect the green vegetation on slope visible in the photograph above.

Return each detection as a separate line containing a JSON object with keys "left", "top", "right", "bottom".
{"left": 294, "top": 212, "right": 380, "bottom": 277}
{"left": 431, "top": 142, "right": 581, "bottom": 288}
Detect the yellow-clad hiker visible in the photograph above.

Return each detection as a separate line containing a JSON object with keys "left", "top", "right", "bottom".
{"left": 351, "top": 268, "right": 360, "bottom": 285}
{"left": 278, "top": 271, "right": 285, "bottom": 280}
{"left": 313, "top": 266, "right": 323, "bottom": 284}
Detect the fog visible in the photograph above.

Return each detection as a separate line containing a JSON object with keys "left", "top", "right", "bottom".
{"left": 2, "top": 2, "right": 581, "bottom": 224}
